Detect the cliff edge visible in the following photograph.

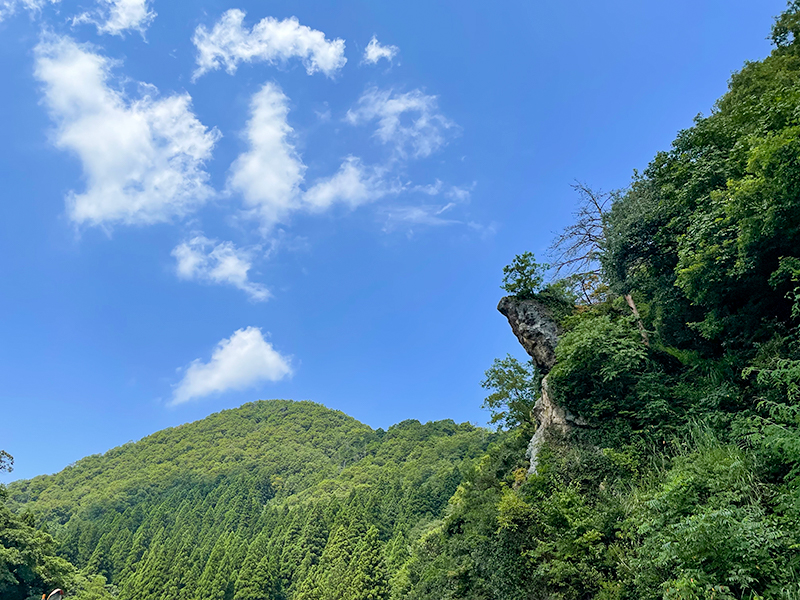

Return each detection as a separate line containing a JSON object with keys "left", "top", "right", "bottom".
{"left": 497, "top": 296, "right": 588, "bottom": 472}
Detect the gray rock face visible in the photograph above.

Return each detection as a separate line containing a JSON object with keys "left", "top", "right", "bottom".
{"left": 497, "top": 295, "right": 589, "bottom": 473}
{"left": 497, "top": 296, "right": 561, "bottom": 373}
{"left": 525, "top": 377, "right": 589, "bottom": 473}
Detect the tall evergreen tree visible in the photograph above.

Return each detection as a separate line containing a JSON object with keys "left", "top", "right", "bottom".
{"left": 347, "top": 527, "right": 390, "bottom": 600}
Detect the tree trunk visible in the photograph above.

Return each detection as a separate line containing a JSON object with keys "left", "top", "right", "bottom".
{"left": 624, "top": 293, "right": 650, "bottom": 346}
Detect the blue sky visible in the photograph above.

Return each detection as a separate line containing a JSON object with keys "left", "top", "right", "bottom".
{"left": 0, "top": 0, "right": 787, "bottom": 482}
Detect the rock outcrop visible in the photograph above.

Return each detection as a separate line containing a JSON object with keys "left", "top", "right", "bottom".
{"left": 525, "top": 377, "right": 588, "bottom": 472}
{"left": 497, "top": 295, "right": 588, "bottom": 473}
{"left": 497, "top": 296, "right": 561, "bottom": 373}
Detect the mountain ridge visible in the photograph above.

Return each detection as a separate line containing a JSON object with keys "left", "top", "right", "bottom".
{"left": 8, "top": 399, "right": 488, "bottom": 523}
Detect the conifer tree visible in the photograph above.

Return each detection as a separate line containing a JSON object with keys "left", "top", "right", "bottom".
{"left": 293, "top": 504, "right": 329, "bottom": 587}
{"left": 85, "top": 531, "right": 114, "bottom": 583}
{"left": 383, "top": 529, "right": 409, "bottom": 579}
{"left": 278, "top": 507, "right": 308, "bottom": 590}
{"left": 108, "top": 528, "right": 132, "bottom": 584}
{"left": 210, "top": 532, "right": 246, "bottom": 600}
{"left": 347, "top": 526, "right": 390, "bottom": 600}
{"left": 234, "top": 528, "right": 272, "bottom": 600}
{"left": 194, "top": 532, "right": 229, "bottom": 600}
{"left": 307, "top": 522, "right": 358, "bottom": 600}
{"left": 125, "top": 527, "right": 172, "bottom": 600}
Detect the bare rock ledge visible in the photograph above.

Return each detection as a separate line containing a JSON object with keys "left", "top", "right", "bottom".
{"left": 497, "top": 296, "right": 561, "bottom": 373}
{"left": 497, "top": 296, "right": 589, "bottom": 473}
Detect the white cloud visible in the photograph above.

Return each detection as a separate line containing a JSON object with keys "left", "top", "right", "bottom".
{"left": 381, "top": 181, "right": 487, "bottom": 234}
{"left": 192, "top": 9, "right": 346, "bottom": 80}
{"left": 413, "top": 180, "right": 443, "bottom": 196}
{"left": 228, "top": 82, "right": 306, "bottom": 228}
{"left": 383, "top": 202, "right": 461, "bottom": 230}
{"left": 314, "top": 104, "right": 331, "bottom": 122}
{"left": 172, "top": 236, "right": 270, "bottom": 301}
{"left": 304, "top": 157, "right": 390, "bottom": 211}
{"left": 0, "top": 0, "right": 58, "bottom": 23}
{"left": 172, "top": 327, "right": 291, "bottom": 405}
{"left": 383, "top": 181, "right": 481, "bottom": 233}
{"left": 446, "top": 184, "right": 473, "bottom": 201}
{"left": 345, "top": 87, "right": 455, "bottom": 158}
{"left": 226, "top": 83, "right": 463, "bottom": 233}
{"left": 362, "top": 35, "right": 398, "bottom": 65}
{"left": 413, "top": 180, "right": 474, "bottom": 201}
{"left": 73, "top": 0, "right": 156, "bottom": 36}
{"left": 34, "top": 35, "right": 220, "bottom": 228}
{"left": 229, "top": 84, "right": 393, "bottom": 228}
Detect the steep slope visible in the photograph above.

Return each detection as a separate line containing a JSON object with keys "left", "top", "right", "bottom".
{"left": 396, "top": 6, "right": 800, "bottom": 599}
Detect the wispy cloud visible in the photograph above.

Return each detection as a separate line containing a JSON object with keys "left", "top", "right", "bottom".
{"left": 72, "top": 0, "right": 155, "bottom": 36}
{"left": 445, "top": 183, "right": 475, "bottom": 201}
{"left": 0, "top": 0, "right": 58, "bottom": 23}
{"left": 172, "top": 236, "right": 270, "bottom": 301}
{"left": 304, "top": 157, "right": 393, "bottom": 211}
{"left": 381, "top": 181, "right": 484, "bottom": 233}
{"left": 345, "top": 87, "right": 456, "bottom": 158}
{"left": 382, "top": 203, "right": 461, "bottom": 230}
{"left": 413, "top": 180, "right": 443, "bottom": 196}
{"left": 172, "top": 327, "right": 291, "bottom": 405}
{"left": 192, "top": 9, "right": 346, "bottom": 80}
{"left": 362, "top": 35, "right": 398, "bottom": 65}
{"left": 34, "top": 35, "right": 220, "bottom": 228}
{"left": 413, "top": 180, "right": 474, "bottom": 201}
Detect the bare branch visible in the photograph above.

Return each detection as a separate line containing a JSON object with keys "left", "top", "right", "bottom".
{"left": 548, "top": 182, "right": 612, "bottom": 284}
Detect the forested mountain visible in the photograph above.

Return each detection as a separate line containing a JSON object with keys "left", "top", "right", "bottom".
{"left": 6, "top": 3, "right": 800, "bottom": 600}
{"left": 3, "top": 400, "right": 494, "bottom": 600}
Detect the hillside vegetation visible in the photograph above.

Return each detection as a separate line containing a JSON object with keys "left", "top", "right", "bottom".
{"left": 397, "top": 4, "right": 800, "bottom": 599}
{"left": 6, "top": 3, "right": 800, "bottom": 600}
{"left": 4, "top": 400, "right": 493, "bottom": 600}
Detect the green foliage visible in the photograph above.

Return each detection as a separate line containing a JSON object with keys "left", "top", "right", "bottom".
{"left": 623, "top": 429, "right": 795, "bottom": 600}
{"left": 550, "top": 311, "right": 648, "bottom": 420}
{"left": 11, "top": 7, "right": 800, "bottom": 599}
{"left": 772, "top": 1, "right": 800, "bottom": 49}
{"left": 740, "top": 353, "right": 800, "bottom": 485}
{"left": 0, "top": 451, "right": 111, "bottom": 600}
{"left": 0, "top": 451, "right": 12, "bottom": 474}
{"left": 7, "top": 401, "right": 493, "bottom": 600}
{"left": 348, "top": 527, "right": 390, "bottom": 600}
{"left": 400, "top": 5, "right": 800, "bottom": 599}
{"left": 501, "top": 251, "right": 548, "bottom": 299}
{"left": 481, "top": 355, "right": 539, "bottom": 431}
{"left": 71, "top": 575, "right": 116, "bottom": 600}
